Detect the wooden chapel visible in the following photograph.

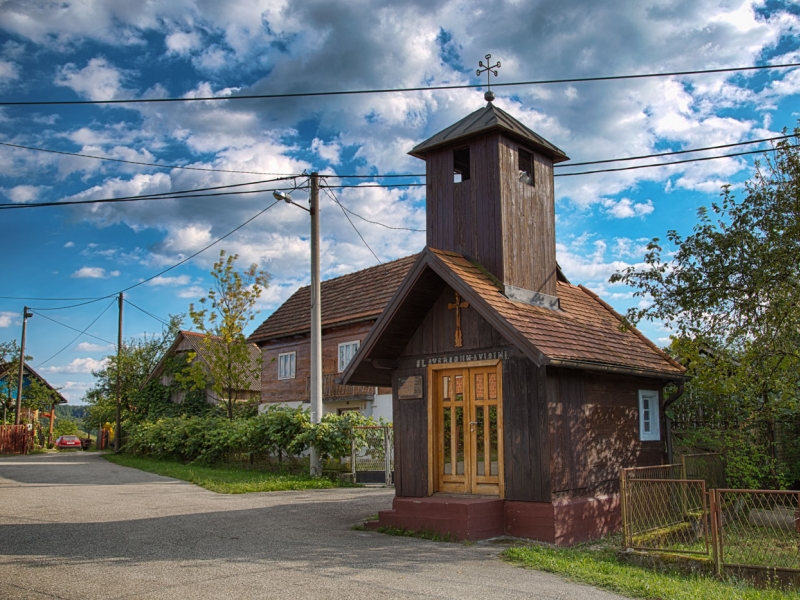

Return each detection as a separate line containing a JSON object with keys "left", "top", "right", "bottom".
{"left": 342, "top": 100, "right": 686, "bottom": 544}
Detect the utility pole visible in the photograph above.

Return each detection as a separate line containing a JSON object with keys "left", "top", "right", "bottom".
{"left": 114, "top": 292, "right": 123, "bottom": 452}
{"left": 309, "top": 172, "right": 323, "bottom": 477}
{"left": 14, "top": 307, "right": 33, "bottom": 425}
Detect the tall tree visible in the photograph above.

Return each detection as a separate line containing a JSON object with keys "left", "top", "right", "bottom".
{"left": 84, "top": 316, "right": 182, "bottom": 430}
{"left": 1, "top": 340, "right": 62, "bottom": 424}
{"left": 611, "top": 130, "right": 800, "bottom": 418}
{"left": 186, "top": 250, "right": 269, "bottom": 420}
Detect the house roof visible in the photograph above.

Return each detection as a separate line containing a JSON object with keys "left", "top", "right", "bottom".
{"left": 409, "top": 103, "right": 570, "bottom": 163}
{"left": 342, "top": 248, "right": 686, "bottom": 386}
{"left": 0, "top": 362, "right": 69, "bottom": 404}
{"left": 248, "top": 255, "right": 418, "bottom": 344}
{"left": 144, "top": 330, "right": 261, "bottom": 391}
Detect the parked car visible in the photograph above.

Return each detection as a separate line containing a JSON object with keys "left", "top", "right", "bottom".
{"left": 55, "top": 435, "right": 82, "bottom": 450}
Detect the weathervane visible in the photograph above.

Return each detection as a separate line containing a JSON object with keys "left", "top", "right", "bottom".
{"left": 477, "top": 54, "right": 501, "bottom": 103}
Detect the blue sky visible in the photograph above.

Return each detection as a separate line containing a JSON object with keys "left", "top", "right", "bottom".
{"left": 1, "top": 0, "right": 799, "bottom": 403}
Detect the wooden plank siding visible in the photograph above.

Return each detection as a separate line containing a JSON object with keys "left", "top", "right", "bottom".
{"left": 547, "top": 368, "right": 665, "bottom": 498}
{"left": 392, "top": 368, "right": 428, "bottom": 497}
{"left": 260, "top": 321, "right": 383, "bottom": 404}
{"left": 502, "top": 356, "right": 551, "bottom": 503}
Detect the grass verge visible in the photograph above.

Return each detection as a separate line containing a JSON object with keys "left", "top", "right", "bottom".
{"left": 103, "top": 454, "right": 355, "bottom": 494}
{"left": 504, "top": 544, "right": 798, "bottom": 600}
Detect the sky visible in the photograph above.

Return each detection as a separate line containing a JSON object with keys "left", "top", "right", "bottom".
{"left": 0, "top": 0, "right": 799, "bottom": 404}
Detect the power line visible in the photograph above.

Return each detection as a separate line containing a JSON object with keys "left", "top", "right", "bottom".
{"left": 124, "top": 299, "right": 171, "bottom": 327}
{"left": 30, "top": 297, "right": 113, "bottom": 311}
{"left": 118, "top": 199, "right": 281, "bottom": 293}
{"left": 554, "top": 144, "right": 800, "bottom": 177}
{"left": 0, "top": 141, "right": 303, "bottom": 176}
{"left": 554, "top": 134, "right": 795, "bottom": 168}
{"left": 33, "top": 299, "right": 117, "bottom": 368}
{"left": 0, "top": 295, "right": 101, "bottom": 301}
{"left": 30, "top": 310, "right": 116, "bottom": 346}
{"left": 322, "top": 187, "right": 425, "bottom": 232}
{"left": 322, "top": 184, "right": 388, "bottom": 273}
{"left": 1, "top": 63, "right": 797, "bottom": 107}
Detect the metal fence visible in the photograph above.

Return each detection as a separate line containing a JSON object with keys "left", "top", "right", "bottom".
{"left": 351, "top": 425, "right": 393, "bottom": 485}
{"left": 621, "top": 458, "right": 800, "bottom": 582}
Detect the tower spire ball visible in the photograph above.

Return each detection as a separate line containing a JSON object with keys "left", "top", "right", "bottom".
{"left": 477, "top": 54, "right": 501, "bottom": 103}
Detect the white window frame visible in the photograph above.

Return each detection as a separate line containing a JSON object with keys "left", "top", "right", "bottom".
{"left": 278, "top": 351, "right": 296, "bottom": 380}
{"left": 638, "top": 390, "right": 661, "bottom": 441}
{"left": 338, "top": 340, "right": 361, "bottom": 373}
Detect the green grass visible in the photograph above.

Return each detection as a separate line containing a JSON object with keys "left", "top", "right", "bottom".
{"left": 375, "top": 526, "right": 454, "bottom": 543}
{"left": 504, "top": 544, "right": 798, "bottom": 600}
{"left": 103, "top": 454, "right": 356, "bottom": 494}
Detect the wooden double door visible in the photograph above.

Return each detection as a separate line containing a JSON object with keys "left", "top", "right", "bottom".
{"left": 432, "top": 364, "right": 504, "bottom": 496}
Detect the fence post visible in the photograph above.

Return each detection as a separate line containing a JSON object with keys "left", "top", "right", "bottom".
{"left": 620, "top": 469, "right": 629, "bottom": 548}
{"left": 709, "top": 488, "right": 721, "bottom": 578}
{"left": 350, "top": 428, "right": 356, "bottom": 483}
{"left": 680, "top": 454, "right": 686, "bottom": 480}
{"left": 383, "top": 426, "right": 391, "bottom": 486}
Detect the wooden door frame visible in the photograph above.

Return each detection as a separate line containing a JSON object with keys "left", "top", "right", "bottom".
{"left": 426, "top": 359, "right": 504, "bottom": 497}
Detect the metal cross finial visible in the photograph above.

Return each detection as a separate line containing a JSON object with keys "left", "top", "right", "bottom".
{"left": 477, "top": 54, "right": 501, "bottom": 103}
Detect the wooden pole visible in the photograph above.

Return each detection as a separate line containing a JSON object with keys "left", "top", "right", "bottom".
{"left": 114, "top": 293, "right": 123, "bottom": 452}
{"left": 309, "top": 172, "right": 322, "bottom": 477}
{"left": 14, "top": 307, "right": 32, "bottom": 425}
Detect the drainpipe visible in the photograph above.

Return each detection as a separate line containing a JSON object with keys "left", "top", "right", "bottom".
{"left": 663, "top": 381, "right": 685, "bottom": 464}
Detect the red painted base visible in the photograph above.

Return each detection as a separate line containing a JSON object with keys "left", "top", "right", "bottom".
{"left": 379, "top": 494, "right": 620, "bottom": 545}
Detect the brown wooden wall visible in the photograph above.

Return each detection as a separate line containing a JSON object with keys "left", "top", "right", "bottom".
{"left": 497, "top": 137, "right": 557, "bottom": 295}
{"left": 259, "top": 321, "right": 379, "bottom": 404}
{"left": 392, "top": 367, "right": 428, "bottom": 497}
{"left": 401, "top": 286, "right": 506, "bottom": 357}
{"left": 503, "top": 356, "right": 552, "bottom": 502}
{"left": 547, "top": 368, "right": 665, "bottom": 498}
{"left": 423, "top": 132, "right": 556, "bottom": 295}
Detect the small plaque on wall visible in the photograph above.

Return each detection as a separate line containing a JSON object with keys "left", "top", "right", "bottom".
{"left": 398, "top": 375, "right": 423, "bottom": 399}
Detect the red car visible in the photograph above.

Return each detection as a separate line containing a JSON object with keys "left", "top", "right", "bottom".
{"left": 55, "top": 435, "right": 82, "bottom": 449}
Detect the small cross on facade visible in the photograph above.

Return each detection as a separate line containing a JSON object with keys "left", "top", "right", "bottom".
{"left": 447, "top": 291, "right": 470, "bottom": 348}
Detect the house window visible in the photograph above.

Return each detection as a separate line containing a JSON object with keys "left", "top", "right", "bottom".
{"left": 453, "top": 147, "right": 470, "bottom": 182}
{"left": 519, "top": 148, "right": 534, "bottom": 185}
{"left": 278, "top": 352, "right": 296, "bottom": 380}
{"left": 638, "top": 390, "right": 660, "bottom": 441}
{"left": 338, "top": 341, "right": 360, "bottom": 373}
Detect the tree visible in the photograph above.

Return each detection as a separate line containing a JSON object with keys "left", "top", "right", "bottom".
{"left": 84, "top": 316, "right": 182, "bottom": 431}
{"left": 1, "top": 339, "right": 62, "bottom": 424}
{"left": 611, "top": 130, "right": 800, "bottom": 419}
{"left": 185, "top": 250, "right": 269, "bottom": 420}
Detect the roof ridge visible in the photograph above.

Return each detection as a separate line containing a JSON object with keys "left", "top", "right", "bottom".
{"left": 576, "top": 285, "right": 685, "bottom": 373}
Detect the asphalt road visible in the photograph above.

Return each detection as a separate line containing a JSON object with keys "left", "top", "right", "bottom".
{"left": 0, "top": 452, "right": 625, "bottom": 599}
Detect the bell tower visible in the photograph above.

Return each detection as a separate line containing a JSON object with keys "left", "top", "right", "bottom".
{"left": 409, "top": 102, "right": 569, "bottom": 301}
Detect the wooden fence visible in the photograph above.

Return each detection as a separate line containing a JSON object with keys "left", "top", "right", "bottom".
{"left": 0, "top": 425, "right": 31, "bottom": 454}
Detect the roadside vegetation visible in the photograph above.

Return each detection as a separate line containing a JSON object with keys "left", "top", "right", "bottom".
{"left": 104, "top": 453, "right": 355, "bottom": 493}
{"left": 504, "top": 541, "right": 798, "bottom": 600}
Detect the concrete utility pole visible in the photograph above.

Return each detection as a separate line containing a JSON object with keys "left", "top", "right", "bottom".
{"left": 114, "top": 292, "right": 123, "bottom": 452}
{"left": 309, "top": 172, "right": 323, "bottom": 477}
{"left": 14, "top": 307, "right": 33, "bottom": 425}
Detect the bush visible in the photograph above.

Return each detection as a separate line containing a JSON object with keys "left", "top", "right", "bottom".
{"left": 123, "top": 407, "right": 381, "bottom": 466}
{"left": 53, "top": 418, "right": 79, "bottom": 438}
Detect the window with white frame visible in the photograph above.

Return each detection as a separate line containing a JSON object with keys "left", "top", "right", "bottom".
{"left": 638, "top": 390, "right": 660, "bottom": 441}
{"left": 338, "top": 341, "right": 360, "bottom": 373}
{"left": 278, "top": 352, "right": 296, "bottom": 380}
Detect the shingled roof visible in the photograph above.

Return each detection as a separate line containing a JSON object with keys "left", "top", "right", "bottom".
{"left": 248, "top": 255, "right": 417, "bottom": 344}
{"left": 409, "top": 103, "right": 570, "bottom": 163}
{"left": 343, "top": 249, "right": 686, "bottom": 386}
{"left": 145, "top": 330, "right": 261, "bottom": 391}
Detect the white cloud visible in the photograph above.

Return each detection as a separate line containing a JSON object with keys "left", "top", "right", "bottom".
{"left": 54, "top": 58, "right": 130, "bottom": 101}
{"left": 0, "top": 59, "right": 18, "bottom": 81}
{"left": 145, "top": 275, "right": 192, "bottom": 287}
{"left": 165, "top": 31, "right": 202, "bottom": 55}
{"left": 64, "top": 241, "right": 75, "bottom": 248}
{"left": 54, "top": 381, "right": 92, "bottom": 403}
{"left": 74, "top": 342, "right": 115, "bottom": 352}
{"left": 2, "top": 185, "right": 47, "bottom": 203}
{"left": 311, "top": 138, "right": 342, "bottom": 165}
{"left": 0, "top": 312, "right": 16, "bottom": 328}
{"left": 177, "top": 285, "right": 207, "bottom": 299}
{"left": 71, "top": 266, "right": 120, "bottom": 279}
{"left": 602, "top": 198, "right": 654, "bottom": 219}
{"left": 42, "top": 357, "right": 108, "bottom": 374}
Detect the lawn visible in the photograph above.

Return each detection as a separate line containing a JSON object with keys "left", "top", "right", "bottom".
{"left": 103, "top": 454, "right": 355, "bottom": 494}
{"left": 504, "top": 543, "right": 799, "bottom": 600}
